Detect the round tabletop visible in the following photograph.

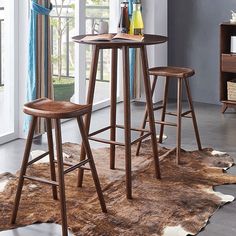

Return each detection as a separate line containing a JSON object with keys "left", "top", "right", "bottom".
{"left": 72, "top": 34, "right": 167, "bottom": 48}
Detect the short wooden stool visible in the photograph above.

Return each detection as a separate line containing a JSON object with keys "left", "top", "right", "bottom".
{"left": 11, "top": 98, "right": 107, "bottom": 236}
{"left": 136, "top": 66, "right": 202, "bottom": 164}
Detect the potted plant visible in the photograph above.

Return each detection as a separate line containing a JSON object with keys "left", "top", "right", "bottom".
{"left": 51, "top": 0, "right": 75, "bottom": 101}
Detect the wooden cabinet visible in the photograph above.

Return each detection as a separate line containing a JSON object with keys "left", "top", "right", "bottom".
{"left": 220, "top": 23, "right": 236, "bottom": 113}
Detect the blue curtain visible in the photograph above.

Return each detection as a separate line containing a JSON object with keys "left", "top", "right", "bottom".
{"left": 27, "top": 0, "right": 52, "bottom": 102}
{"left": 24, "top": 0, "right": 52, "bottom": 132}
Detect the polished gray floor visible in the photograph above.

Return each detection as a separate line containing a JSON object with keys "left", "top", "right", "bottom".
{"left": 0, "top": 101, "right": 236, "bottom": 235}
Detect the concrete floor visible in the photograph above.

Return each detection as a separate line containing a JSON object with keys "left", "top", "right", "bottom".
{"left": 0, "top": 88, "right": 14, "bottom": 136}
{"left": 0, "top": 101, "right": 236, "bottom": 235}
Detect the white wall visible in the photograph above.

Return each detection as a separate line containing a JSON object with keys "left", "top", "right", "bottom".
{"left": 168, "top": 0, "right": 235, "bottom": 104}
{"left": 109, "top": 0, "right": 120, "bottom": 33}
{"left": 141, "top": 0, "right": 168, "bottom": 103}
{"left": 108, "top": 0, "right": 168, "bottom": 104}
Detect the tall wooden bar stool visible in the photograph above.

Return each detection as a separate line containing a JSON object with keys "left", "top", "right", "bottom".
{"left": 136, "top": 66, "right": 202, "bottom": 164}
{"left": 11, "top": 98, "right": 107, "bottom": 236}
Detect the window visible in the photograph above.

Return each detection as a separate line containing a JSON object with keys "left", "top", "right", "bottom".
{"left": 50, "top": 1, "right": 75, "bottom": 101}
{"left": 50, "top": 0, "right": 113, "bottom": 106}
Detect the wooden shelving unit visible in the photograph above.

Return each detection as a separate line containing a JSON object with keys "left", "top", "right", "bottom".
{"left": 220, "top": 22, "right": 236, "bottom": 113}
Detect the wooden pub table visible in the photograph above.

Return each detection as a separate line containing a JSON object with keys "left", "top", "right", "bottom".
{"left": 72, "top": 34, "right": 168, "bottom": 199}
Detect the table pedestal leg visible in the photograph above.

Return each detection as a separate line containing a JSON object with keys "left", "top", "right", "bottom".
{"left": 140, "top": 46, "right": 161, "bottom": 179}
{"left": 122, "top": 46, "right": 132, "bottom": 199}
{"left": 77, "top": 45, "right": 100, "bottom": 187}
{"left": 110, "top": 48, "right": 118, "bottom": 169}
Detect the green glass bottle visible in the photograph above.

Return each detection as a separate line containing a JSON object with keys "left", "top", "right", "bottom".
{"left": 130, "top": 0, "right": 144, "bottom": 35}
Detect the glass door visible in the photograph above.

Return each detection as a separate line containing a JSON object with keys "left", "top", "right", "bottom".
{"left": 0, "top": 0, "right": 18, "bottom": 144}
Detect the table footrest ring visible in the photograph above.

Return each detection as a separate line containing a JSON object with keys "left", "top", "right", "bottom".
{"left": 88, "top": 125, "right": 152, "bottom": 146}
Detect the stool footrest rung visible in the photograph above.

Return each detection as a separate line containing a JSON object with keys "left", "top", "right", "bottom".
{"left": 147, "top": 120, "right": 177, "bottom": 127}
{"left": 54, "top": 160, "right": 74, "bottom": 167}
{"left": 183, "top": 115, "right": 192, "bottom": 118}
{"left": 153, "top": 105, "right": 164, "bottom": 111}
{"left": 89, "top": 136, "right": 125, "bottom": 146}
{"left": 155, "top": 121, "right": 177, "bottom": 127}
{"left": 89, "top": 125, "right": 112, "bottom": 137}
{"left": 80, "top": 166, "right": 91, "bottom": 171}
{"left": 131, "top": 132, "right": 152, "bottom": 145}
{"left": 64, "top": 159, "right": 90, "bottom": 175}
{"left": 181, "top": 110, "right": 192, "bottom": 117}
{"left": 54, "top": 160, "right": 91, "bottom": 171}
{"left": 27, "top": 151, "right": 50, "bottom": 166}
{"left": 165, "top": 112, "right": 177, "bottom": 116}
{"left": 165, "top": 110, "right": 192, "bottom": 118}
{"left": 116, "top": 124, "right": 150, "bottom": 133}
{"left": 23, "top": 175, "right": 59, "bottom": 186}
{"left": 159, "top": 147, "right": 177, "bottom": 161}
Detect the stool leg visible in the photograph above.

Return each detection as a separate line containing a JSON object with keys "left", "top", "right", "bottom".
{"left": 222, "top": 103, "right": 228, "bottom": 113}
{"left": 184, "top": 78, "right": 202, "bottom": 150}
{"left": 46, "top": 118, "right": 58, "bottom": 200}
{"left": 136, "top": 75, "right": 158, "bottom": 156}
{"left": 11, "top": 117, "right": 37, "bottom": 224}
{"left": 140, "top": 46, "right": 161, "bottom": 179}
{"left": 78, "top": 45, "right": 100, "bottom": 188}
{"left": 77, "top": 116, "right": 107, "bottom": 213}
{"left": 176, "top": 78, "right": 183, "bottom": 164}
{"left": 110, "top": 48, "right": 118, "bottom": 169}
{"left": 54, "top": 119, "right": 68, "bottom": 236}
{"left": 159, "top": 77, "right": 170, "bottom": 143}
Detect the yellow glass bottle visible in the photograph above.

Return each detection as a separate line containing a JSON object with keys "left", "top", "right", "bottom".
{"left": 130, "top": 1, "right": 144, "bottom": 35}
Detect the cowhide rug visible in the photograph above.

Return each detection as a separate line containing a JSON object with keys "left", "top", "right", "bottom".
{"left": 1, "top": 140, "right": 236, "bottom": 236}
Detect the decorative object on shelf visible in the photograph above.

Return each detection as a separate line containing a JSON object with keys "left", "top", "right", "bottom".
{"left": 1, "top": 140, "right": 236, "bottom": 235}
{"left": 230, "top": 10, "right": 236, "bottom": 23}
{"left": 227, "top": 79, "right": 236, "bottom": 100}
{"left": 230, "top": 36, "right": 236, "bottom": 53}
